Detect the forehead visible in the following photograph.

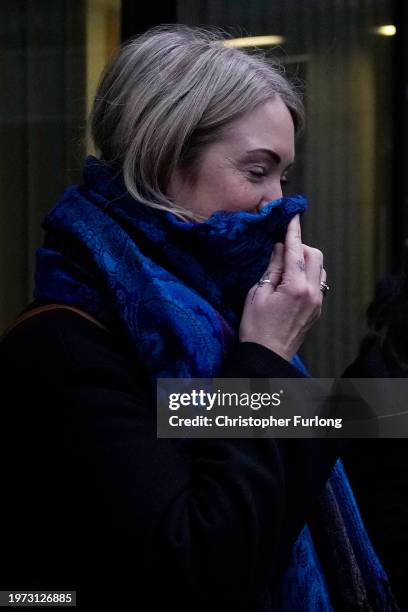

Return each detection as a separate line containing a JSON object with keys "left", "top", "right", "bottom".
{"left": 223, "top": 98, "right": 295, "bottom": 161}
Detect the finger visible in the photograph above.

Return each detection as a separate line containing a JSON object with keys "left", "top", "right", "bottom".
{"left": 259, "top": 243, "right": 284, "bottom": 290}
{"left": 284, "top": 215, "right": 305, "bottom": 277}
{"left": 303, "top": 245, "right": 324, "bottom": 287}
{"left": 285, "top": 215, "right": 302, "bottom": 252}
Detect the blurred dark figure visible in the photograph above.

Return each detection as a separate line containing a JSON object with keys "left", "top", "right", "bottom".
{"left": 343, "top": 267, "right": 408, "bottom": 609}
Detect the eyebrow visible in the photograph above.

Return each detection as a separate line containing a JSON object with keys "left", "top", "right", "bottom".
{"left": 246, "top": 148, "right": 294, "bottom": 169}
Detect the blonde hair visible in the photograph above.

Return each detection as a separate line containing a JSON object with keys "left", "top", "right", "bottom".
{"left": 90, "top": 25, "right": 304, "bottom": 221}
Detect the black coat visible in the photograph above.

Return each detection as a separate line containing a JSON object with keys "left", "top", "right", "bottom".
{"left": 0, "top": 303, "right": 345, "bottom": 611}
{"left": 342, "top": 341, "right": 408, "bottom": 611}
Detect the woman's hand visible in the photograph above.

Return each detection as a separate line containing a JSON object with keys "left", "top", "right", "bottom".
{"left": 239, "top": 215, "right": 326, "bottom": 361}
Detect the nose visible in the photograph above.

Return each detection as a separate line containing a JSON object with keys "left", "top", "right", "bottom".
{"left": 258, "top": 184, "right": 283, "bottom": 211}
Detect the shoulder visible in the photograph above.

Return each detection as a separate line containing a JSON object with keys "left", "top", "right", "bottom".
{"left": 0, "top": 304, "right": 149, "bottom": 390}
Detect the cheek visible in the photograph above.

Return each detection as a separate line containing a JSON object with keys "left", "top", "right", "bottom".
{"left": 210, "top": 171, "right": 258, "bottom": 208}
{"left": 227, "top": 179, "right": 259, "bottom": 208}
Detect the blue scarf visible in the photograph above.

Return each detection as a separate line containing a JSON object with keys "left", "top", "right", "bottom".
{"left": 34, "top": 156, "right": 398, "bottom": 610}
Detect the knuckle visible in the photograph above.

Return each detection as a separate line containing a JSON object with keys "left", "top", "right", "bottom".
{"left": 311, "top": 293, "right": 323, "bottom": 309}
{"left": 298, "top": 284, "right": 320, "bottom": 305}
{"left": 304, "top": 285, "right": 317, "bottom": 303}
{"left": 314, "top": 248, "right": 323, "bottom": 261}
{"left": 289, "top": 281, "right": 308, "bottom": 299}
{"left": 304, "top": 245, "right": 323, "bottom": 262}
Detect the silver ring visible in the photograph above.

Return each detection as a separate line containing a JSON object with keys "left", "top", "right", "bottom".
{"left": 258, "top": 279, "right": 273, "bottom": 286}
{"left": 320, "top": 281, "right": 330, "bottom": 295}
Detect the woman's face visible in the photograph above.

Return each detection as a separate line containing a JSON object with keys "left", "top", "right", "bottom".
{"left": 168, "top": 96, "right": 295, "bottom": 219}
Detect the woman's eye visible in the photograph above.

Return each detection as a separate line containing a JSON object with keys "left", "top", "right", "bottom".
{"left": 248, "top": 168, "right": 266, "bottom": 179}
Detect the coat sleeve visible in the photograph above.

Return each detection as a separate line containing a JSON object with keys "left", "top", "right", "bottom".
{"left": 0, "top": 312, "right": 344, "bottom": 610}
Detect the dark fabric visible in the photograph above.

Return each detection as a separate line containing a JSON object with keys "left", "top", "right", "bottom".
{"left": 0, "top": 306, "right": 346, "bottom": 611}
{"left": 342, "top": 343, "right": 408, "bottom": 611}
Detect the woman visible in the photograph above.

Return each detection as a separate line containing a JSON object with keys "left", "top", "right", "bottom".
{"left": 0, "top": 25, "right": 399, "bottom": 611}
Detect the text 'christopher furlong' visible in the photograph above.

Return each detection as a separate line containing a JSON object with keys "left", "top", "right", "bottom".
{"left": 169, "top": 415, "right": 343, "bottom": 429}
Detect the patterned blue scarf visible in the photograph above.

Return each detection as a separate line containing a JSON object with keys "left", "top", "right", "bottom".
{"left": 34, "top": 156, "right": 398, "bottom": 610}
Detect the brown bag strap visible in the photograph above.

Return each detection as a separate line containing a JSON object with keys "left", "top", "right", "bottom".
{"left": 1, "top": 303, "right": 112, "bottom": 340}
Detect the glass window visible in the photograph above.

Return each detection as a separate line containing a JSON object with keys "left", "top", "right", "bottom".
{"left": 0, "top": 0, "right": 120, "bottom": 329}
